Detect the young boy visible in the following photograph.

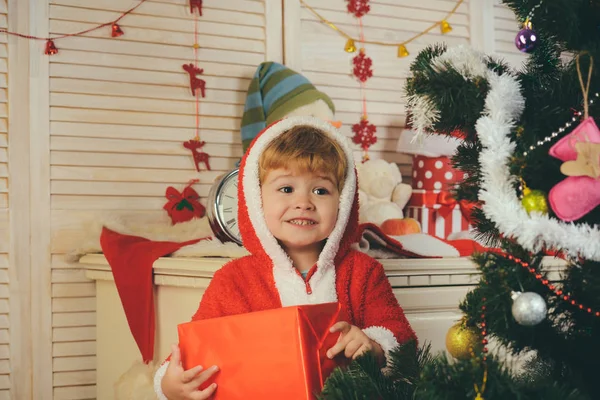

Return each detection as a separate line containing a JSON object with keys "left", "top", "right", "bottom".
{"left": 155, "top": 116, "right": 417, "bottom": 399}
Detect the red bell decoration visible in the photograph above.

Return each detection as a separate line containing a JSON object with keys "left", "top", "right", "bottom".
{"left": 44, "top": 39, "right": 58, "bottom": 55}
{"left": 163, "top": 182, "right": 206, "bottom": 224}
{"left": 111, "top": 22, "right": 124, "bottom": 37}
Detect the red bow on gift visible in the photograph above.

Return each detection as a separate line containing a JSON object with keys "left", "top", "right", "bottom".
{"left": 409, "top": 191, "right": 477, "bottom": 223}
{"left": 436, "top": 191, "right": 477, "bottom": 222}
{"left": 164, "top": 181, "right": 206, "bottom": 224}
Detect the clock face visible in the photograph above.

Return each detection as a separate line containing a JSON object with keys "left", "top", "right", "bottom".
{"left": 216, "top": 170, "right": 241, "bottom": 243}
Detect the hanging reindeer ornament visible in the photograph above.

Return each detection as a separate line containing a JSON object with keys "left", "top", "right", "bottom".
{"left": 182, "top": 63, "right": 206, "bottom": 98}
{"left": 183, "top": 139, "right": 211, "bottom": 172}
{"left": 181, "top": 46, "right": 210, "bottom": 172}
{"left": 189, "top": 0, "right": 202, "bottom": 16}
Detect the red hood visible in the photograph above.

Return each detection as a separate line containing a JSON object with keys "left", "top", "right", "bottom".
{"left": 237, "top": 117, "right": 360, "bottom": 270}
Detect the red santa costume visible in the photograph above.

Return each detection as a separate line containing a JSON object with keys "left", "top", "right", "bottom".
{"left": 154, "top": 116, "right": 417, "bottom": 398}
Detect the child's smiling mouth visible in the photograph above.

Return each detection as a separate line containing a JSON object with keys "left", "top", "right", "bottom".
{"left": 287, "top": 218, "right": 317, "bottom": 226}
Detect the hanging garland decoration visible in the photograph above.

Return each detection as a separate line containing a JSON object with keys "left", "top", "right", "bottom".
{"left": 182, "top": 2, "right": 211, "bottom": 172}
{"left": 473, "top": 258, "right": 490, "bottom": 399}
{"left": 346, "top": 1, "right": 377, "bottom": 161}
{"left": 299, "top": 0, "right": 462, "bottom": 59}
{"left": 0, "top": 0, "right": 149, "bottom": 54}
{"left": 472, "top": 297, "right": 488, "bottom": 400}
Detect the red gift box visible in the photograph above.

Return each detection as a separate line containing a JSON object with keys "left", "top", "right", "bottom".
{"left": 411, "top": 155, "right": 465, "bottom": 191}
{"left": 407, "top": 155, "right": 473, "bottom": 239}
{"left": 178, "top": 302, "right": 348, "bottom": 399}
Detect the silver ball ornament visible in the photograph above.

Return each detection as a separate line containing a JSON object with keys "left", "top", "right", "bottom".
{"left": 511, "top": 291, "right": 547, "bottom": 326}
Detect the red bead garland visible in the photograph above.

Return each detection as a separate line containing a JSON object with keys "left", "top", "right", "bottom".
{"left": 479, "top": 295, "right": 488, "bottom": 361}
{"left": 504, "top": 254, "right": 600, "bottom": 316}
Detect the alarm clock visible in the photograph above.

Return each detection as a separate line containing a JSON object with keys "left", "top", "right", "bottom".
{"left": 206, "top": 168, "right": 243, "bottom": 245}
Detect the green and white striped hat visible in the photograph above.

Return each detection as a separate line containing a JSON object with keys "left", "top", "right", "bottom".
{"left": 240, "top": 62, "right": 335, "bottom": 153}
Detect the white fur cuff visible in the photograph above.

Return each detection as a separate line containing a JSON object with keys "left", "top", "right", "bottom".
{"left": 363, "top": 326, "right": 399, "bottom": 370}
{"left": 154, "top": 361, "right": 169, "bottom": 400}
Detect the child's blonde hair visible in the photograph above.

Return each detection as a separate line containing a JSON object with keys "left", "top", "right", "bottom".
{"left": 259, "top": 125, "right": 347, "bottom": 192}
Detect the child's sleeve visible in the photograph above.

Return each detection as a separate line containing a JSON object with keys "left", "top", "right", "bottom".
{"left": 360, "top": 260, "right": 417, "bottom": 367}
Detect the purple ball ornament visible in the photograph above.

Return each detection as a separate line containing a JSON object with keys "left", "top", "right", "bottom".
{"left": 515, "top": 27, "right": 538, "bottom": 53}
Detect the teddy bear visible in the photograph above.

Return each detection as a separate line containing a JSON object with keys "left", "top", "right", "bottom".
{"left": 357, "top": 159, "right": 413, "bottom": 226}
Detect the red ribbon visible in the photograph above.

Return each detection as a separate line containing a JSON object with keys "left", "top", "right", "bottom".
{"left": 408, "top": 191, "right": 477, "bottom": 222}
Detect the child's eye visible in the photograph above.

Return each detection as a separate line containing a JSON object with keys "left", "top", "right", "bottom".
{"left": 313, "top": 188, "right": 329, "bottom": 195}
{"left": 278, "top": 186, "right": 293, "bottom": 194}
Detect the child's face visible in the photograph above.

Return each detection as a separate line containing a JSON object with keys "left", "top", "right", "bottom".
{"left": 261, "top": 167, "right": 340, "bottom": 255}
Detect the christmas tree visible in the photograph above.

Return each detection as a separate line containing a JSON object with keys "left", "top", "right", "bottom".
{"left": 322, "top": 1, "right": 600, "bottom": 398}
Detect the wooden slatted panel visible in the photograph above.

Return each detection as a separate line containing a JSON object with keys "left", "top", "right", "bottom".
{"left": 0, "top": 0, "right": 9, "bottom": 395}
{"left": 292, "top": 0, "right": 471, "bottom": 179}
{"left": 48, "top": 0, "right": 268, "bottom": 397}
{"left": 493, "top": 1, "right": 527, "bottom": 68}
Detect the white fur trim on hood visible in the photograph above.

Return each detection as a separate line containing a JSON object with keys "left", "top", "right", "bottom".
{"left": 241, "top": 116, "right": 357, "bottom": 307}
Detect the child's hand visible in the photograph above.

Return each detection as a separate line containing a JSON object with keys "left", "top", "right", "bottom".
{"left": 326, "top": 322, "right": 385, "bottom": 364}
{"left": 161, "top": 344, "right": 219, "bottom": 400}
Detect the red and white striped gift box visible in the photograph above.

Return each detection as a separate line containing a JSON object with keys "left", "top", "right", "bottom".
{"left": 406, "top": 190, "right": 472, "bottom": 239}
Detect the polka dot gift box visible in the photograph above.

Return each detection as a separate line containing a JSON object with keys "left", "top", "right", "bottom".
{"left": 406, "top": 155, "right": 473, "bottom": 239}
{"left": 411, "top": 155, "right": 463, "bottom": 191}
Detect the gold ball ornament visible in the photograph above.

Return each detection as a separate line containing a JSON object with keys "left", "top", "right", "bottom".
{"left": 521, "top": 188, "right": 548, "bottom": 214}
{"left": 445, "top": 322, "right": 482, "bottom": 360}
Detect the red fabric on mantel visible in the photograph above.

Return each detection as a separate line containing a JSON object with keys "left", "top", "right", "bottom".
{"left": 100, "top": 227, "right": 209, "bottom": 362}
